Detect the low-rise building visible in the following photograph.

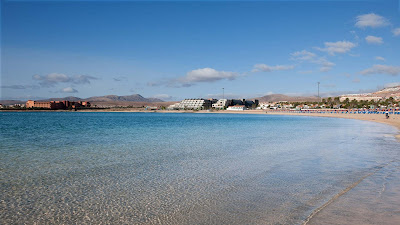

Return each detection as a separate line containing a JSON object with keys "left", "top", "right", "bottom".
{"left": 227, "top": 105, "right": 246, "bottom": 111}
{"left": 339, "top": 96, "right": 382, "bottom": 102}
{"left": 177, "top": 99, "right": 213, "bottom": 110}
{"left": 212, "top": 99, "right": 231, "bottom": 109}
{"left": 26, "top": 100, "right": 90, "bottom": 109}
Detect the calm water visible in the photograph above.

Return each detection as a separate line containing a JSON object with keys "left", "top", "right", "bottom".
{"left": 1, "top": 112, "right": 399, "bottom": 224}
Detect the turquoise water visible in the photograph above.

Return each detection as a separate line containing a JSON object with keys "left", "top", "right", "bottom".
{"left": 1, "top": 112, "right": 399, "bottom": 224}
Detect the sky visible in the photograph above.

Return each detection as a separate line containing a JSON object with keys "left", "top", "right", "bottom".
{"left": 1, "top": 0, "right": 400, "bottom": 101}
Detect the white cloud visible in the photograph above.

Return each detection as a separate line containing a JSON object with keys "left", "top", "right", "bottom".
{"left": 375, "top": 56, "right": 385, "bottom": 61}
{"left": 33, "top": 73, "right": 98, "bottom": 87}
{"left": 315, "top": 41, "right": 357, "bottom": 55}
{"left": 365, "top": 35, "right": 383, "bottom": 44}
{"left": 149, "top": 68, "right": 241, "bottom": 87}
{"left": 33, "top": 73, "right": 70, "bottom": 83}
{"left": 317, "top": 58, "right": 336, "bottom": 72}
{"left": 290, "top": 50, "right": 316, "bottom": 61}
{"left": 0, "top": 84, "right": 38, "bottom": 89}
{"left": 360, "top": 65, "right": 400, "bottom": 76}
{"left": 298, "top": 70, "right": 313, "bottom": 74}
{"left": 393, "top": 28, "right": 400, "bottom": 37}
{"left": 291, "top": 50, "right": 335, "bottom": 72}
{"left": 181, "top": 68, "right": 238, "bottom": 83}
{"left": 355, "top": 13, "right": 389, "bottom": 28}
{"left": 152, "top": 94, "right": 172, "bottom": 100}
{"left": 61, "top": 87, "right": 78, "bottom": 93}
{"left": 252, "top": 64, "right": 295, "bottom": 72}
{"left": 384, "top": 82, "right": 400, "bottom": 88}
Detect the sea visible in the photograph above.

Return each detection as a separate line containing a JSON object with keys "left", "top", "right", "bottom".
{"left": 1, "top": 112, "right": 399, "bottom": 224}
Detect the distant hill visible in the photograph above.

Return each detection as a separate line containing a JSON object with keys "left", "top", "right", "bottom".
{"left": 0, "top": 94, "right": 164, "bottom": 105}
{"left": 47, "top": 96, "right": 83, "bottom": 101}
{"left": 0, "top": 100, "right": 25, "bottom": 105}
{"left": 371, "top": 85, "right": 400, "bottom": 97}
{"left": 255, "top": 94, "right": 319, "bottom": 102}
{"left": 340, "top": 85, "right": 400, "bottom": 99}
{"left": 85, "top": 94, "right": 163, "bottom": 102}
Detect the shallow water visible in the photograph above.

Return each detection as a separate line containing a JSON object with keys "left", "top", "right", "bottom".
{"left": 1, "top": 112, "right": 399, "bottom": 224}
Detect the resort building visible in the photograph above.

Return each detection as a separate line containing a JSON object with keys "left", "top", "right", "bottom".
{"left": 212, "top": 99, "right": 232, "bottom": 109}
{"left": 168, "top": 98, "right": 259, "bottom": 110}
{"left": 177, "top": 99, "right": 213, "bottom": 110}
{"left": 339, "top": 96, "right": 382, "bottom": 102}
{"left": 227, "top": 105, "right": 246, "bottom": 111}
{"left": 26, "top": 100, "right": 91, "bottom": 109}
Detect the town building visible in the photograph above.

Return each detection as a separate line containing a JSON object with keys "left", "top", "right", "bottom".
{"left": 177, "top": 99, "right": 213, "bottom": 110}
{"left": 25, "top": 100, "right": 90, "bottom": 109}
{"left": 227, "top": 105, "right": 246, "bottom": 111}
{"left": 212, "top": 99, "right": 232, "bottom": 109}
{"left": 339, "top": 96, "right": 382, "bottom": 102}
{"left": 168, "top": 98, "right": 259, "bottom": 110}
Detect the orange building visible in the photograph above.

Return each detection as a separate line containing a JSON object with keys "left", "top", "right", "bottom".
{"left": 26, "top": 100, "right": 90, "bottom": 109}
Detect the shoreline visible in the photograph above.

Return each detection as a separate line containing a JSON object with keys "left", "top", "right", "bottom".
{"left": 3, "top": 109, "right": 399, "bottom": 141}
{"left": 2, "top": 109, "right": 399, "bottom": 224}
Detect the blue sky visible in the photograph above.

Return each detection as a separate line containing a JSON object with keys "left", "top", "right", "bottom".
{"left": 1, "top": 0, "right": 400, "bottom": 101}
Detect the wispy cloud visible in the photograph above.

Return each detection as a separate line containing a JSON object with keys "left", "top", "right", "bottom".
{"left": 298, "top": 70, "right": 313, "bottom": 74}
{"left": 291, "top": 50, "right": 335, "bottom": 72}
{"left": 393, "top": 28, "right": 400, "bottom": 37}
{"left": 360, "top": 65, "right": 400, "bottom": 76}
{"left": 152, "top": 94, "right": 173, "bottom": 101}
{"left": 315, "top": 41, "right": 357, "bottom": 55}
{"left": 113, "top": 76, "right": 128, "bottom": 82}
{"left": 322, "top": 84, "right": 336, "bottom": 88}
{"left": 60, "top": 87, "right": 78, "bottom": 93}
{"left": 375, "top": 56, "right": 385, "bottom": 61}
{"left": 290, "top": 50, "right": 316, "bottom": 61}
{"left": 365, "top": 35, "right": 383, "bottom": 44}
{"left": 148, "top": 68, "right": 240, "bottom": 88}
{"left": 0, "top": 84, "right": 38, "bottom": 89}
{"left": 355, "top": 13, "right": 389, "bottom": 28}
{"left": 384, "top": 82, "right": 400, "bottom": 88}
{"left": 252, "top": 64, "right": 294, "bottom": 72}
{"left": 181, "top": 68, "right": 238, "bottom": 83}
{"left": 33, "top": 73, "right": 98, "bottom": 87}
{"left": 352, "top": 78, "right": 360, "bottom": 83}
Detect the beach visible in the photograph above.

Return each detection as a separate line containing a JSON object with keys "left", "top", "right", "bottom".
{"left": 1, "top": 111, "right": 399, "bottom": 224}
{"left": 79, "top": 108, "right": 400, "bottom": 224}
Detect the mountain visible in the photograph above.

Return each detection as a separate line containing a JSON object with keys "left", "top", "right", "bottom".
{"left": 341, "top": 85, "right": 400, "bottom": 99}
{"left": 255, "top": 94, "right": 319, "bottom": 102}
{"left": 85, "top": 94, "right": 163, "bottom": 102}
{"left": 0, "top": 100, "right": 25, "bottom": 105}
{"left": 47, "top": 96, "right": 83, "bottom": 101}
{"left": 372, "top": 85, "right": 400, "bottom": 97}
{"left": 1, "top": 94, "right": 164, "bottom": 105}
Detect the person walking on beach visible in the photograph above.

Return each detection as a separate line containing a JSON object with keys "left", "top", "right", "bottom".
{"left": 385, "top": 111, "right": 389, "bottom": 119}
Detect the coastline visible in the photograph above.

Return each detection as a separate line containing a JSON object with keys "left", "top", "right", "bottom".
{"left": 2, "top": 109, "right": 399, "bottom": 224}
{"left": 6, "top": 108, "right": 398, "bottom": 141}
